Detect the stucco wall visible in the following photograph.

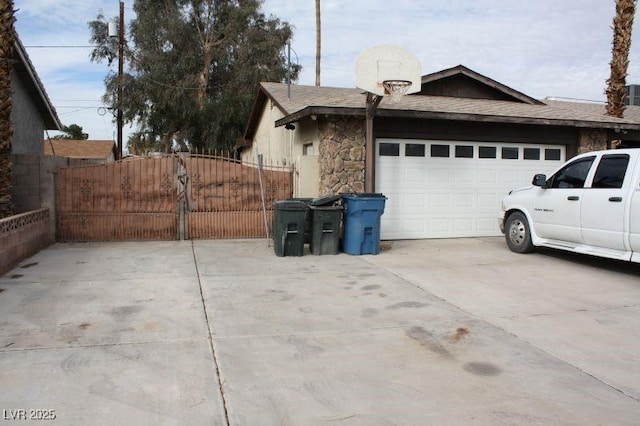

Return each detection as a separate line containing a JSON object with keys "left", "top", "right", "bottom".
{"left": 318, "top": 116, "right": 366, "bottom": 195}
{"left": 242, "top": 102, "right": 322, "bottom": 197}
{"left": 242, "top": 101, "right": 293, "bottom": 166}
{"left": 11, "top": 73, "right": 45, "bottom": 155}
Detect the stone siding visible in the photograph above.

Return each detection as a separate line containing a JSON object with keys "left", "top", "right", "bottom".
{"left": 578, "top": 129, "right": 608, "bottom": 154}
{"left": 318, "top": 117, "right": 366, "bottom": 195}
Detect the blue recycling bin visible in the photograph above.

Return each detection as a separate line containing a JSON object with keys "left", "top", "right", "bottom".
{"left": 342, "top": 193, "right": 387, "bottom": 255}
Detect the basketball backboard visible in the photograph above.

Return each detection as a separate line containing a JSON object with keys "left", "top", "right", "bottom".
{"left": 355, "top": 45, "right": 422, "bottom": 97}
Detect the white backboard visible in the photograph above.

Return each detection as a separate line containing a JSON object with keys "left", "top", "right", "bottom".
{"left": 355, "top": 45, "right": 422, "bottom": 96}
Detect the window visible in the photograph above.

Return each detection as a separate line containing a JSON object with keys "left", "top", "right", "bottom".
{"left": 431, "top": 144, "right": 450, "bottom": 158}
{"left": 545, "top": 149, "right": 561, "bottom": 161}
{"left": 524, "top": 148, "right": 540, "bottom": 160}
{"left": 502, "top": 147, "right": 519, "bottom": 160}
{"left": 303, "top": 143, "right": 314, "bottom": 156}
{"left": 405, "top": 143, "right": 425, "bottom": 157}
{"left": 455, "top": 145, "right": 474, "bottom": 158}
{"left": 479, "top": 146, "right": 497, "bottom": 159}
{"left": 548, "top": 157, "right": 595, "bottom": 189}
{"left": 379, "top": 143, "right": 400, "bottom": 156}
{"left": 591, "top": 154, "right": 629, "bottom": 189}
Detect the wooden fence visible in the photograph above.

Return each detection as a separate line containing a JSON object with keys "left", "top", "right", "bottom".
{"left": 56, "top": 153, "right": 292, "bottom": 241}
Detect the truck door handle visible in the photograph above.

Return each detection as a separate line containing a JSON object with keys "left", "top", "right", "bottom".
{"left": 609, "top": 197, "right": 623, "bottom": 202}
{"left": 567, "top": 196, "right": 579, "bottom": 201}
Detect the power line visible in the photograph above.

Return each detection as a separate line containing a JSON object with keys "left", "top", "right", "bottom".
{"left": 24, "top": 45, "right": 97, "bottom": 48}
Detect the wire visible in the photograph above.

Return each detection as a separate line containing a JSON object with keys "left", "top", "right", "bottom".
{"left": 24, "top": 45, "right": 97, "bottom": 48}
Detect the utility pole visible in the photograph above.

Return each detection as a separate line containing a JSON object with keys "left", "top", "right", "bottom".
{"left": 117, "top": 1, "right": 124, "bottom": 159}
{"left": 315, "top": 0, "right": 321, "bottom": 86}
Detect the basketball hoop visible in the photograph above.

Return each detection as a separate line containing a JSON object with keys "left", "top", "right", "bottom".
{"left": 383, "top": 80, "right": 412, "bottom": 103}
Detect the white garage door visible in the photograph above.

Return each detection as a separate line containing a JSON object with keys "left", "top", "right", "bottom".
{"left": 375, "top": 138, "right": 566, "bottom": 240}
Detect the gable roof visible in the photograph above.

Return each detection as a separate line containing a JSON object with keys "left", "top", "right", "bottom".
{"left": 419, "top": 65, "right": 544, "bottom": 105}
{"left": 13, "top": 35, "right": 61, "bottom": 130}
{"left": 243, "top": 82, "right": 640, "bottom": 141}
{"left": 44, "top": 139, "right": 116, "bottom": 159}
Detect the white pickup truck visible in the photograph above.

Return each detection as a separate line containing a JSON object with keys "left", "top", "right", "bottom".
{"left": 500, "top": 148, "right": 640, "bottom": 262}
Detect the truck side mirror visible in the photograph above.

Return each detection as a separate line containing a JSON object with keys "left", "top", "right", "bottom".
{"left": 532, "top": 174, "right": 547, "bottom": 187}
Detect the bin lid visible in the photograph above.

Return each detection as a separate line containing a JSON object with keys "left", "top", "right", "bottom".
{"left": 310, "top": 194, "right": 341, "bottom": 206}
{"left": 273, "top": 200, "right": 309, "bottom": 210}
{"left": 342, "top": 192, "right": 386, "bottom": 199}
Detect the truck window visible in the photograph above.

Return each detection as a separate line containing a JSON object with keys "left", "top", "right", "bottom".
{"left": 591, "top": 154, "right": 629, "bottom": 189}
{"left": 548, "top": 156, "right": 595, "bottom": 189}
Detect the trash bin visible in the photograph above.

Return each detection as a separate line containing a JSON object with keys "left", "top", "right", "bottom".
{"left": 273, "top": 200, "right": 308, "bottom": 257}
{"left": 342, "top": 193, "right": 387, "bottom": 255}
{"left": 289, "top": 198, "right": 313, "bottom": 243}
{"left": 309, "top": 195, "right": 343, "bottom": 255}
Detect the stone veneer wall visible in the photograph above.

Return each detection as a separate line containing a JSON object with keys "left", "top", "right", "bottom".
{"left": 578, "top": 129, "right": 608, "bottom": 154}
{"left": 318, "top": 116, "right": 366, "bottom": 195}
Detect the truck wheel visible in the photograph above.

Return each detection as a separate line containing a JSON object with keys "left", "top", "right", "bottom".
{"left": 505, "top": 212, "right": 535, "bottom": 253}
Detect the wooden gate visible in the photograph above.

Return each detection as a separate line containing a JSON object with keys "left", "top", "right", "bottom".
{"left": 56, "top": 154, "right": 293, "bottom": 241}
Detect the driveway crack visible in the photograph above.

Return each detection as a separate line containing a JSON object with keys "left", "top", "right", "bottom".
{"left": 191, "top": 241, "right": 231, "bottom": 426}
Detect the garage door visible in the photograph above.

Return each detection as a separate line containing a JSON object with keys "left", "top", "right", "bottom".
{"left": 375, "top": 139, "right": 566, "bottom": 240}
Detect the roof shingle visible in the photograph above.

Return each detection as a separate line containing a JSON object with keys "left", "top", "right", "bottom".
{"left": 260, "top": 82, "right": 640, "bottom": 131}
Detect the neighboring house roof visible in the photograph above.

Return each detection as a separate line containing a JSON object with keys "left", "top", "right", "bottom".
{"left": 13, "top": 35, "right": 62, "bottom": 130}
{"left": 44, "top": 139, "right": 116, "bottom": 159}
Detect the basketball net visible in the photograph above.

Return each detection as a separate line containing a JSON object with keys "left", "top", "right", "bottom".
{"left": 382, "top": 80, "right": 412, "bottom": 103}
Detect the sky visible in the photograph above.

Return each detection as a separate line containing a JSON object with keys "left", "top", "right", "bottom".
{"left": 14, "top": 0, "right": 640, "bottom": 143}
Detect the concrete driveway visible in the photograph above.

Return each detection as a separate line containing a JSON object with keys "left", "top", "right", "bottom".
{"left": 0, "top": 238, "right": 639, "bottom": 425}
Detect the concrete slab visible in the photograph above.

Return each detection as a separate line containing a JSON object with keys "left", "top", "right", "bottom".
{"left": 365, "top": 237, "right": 640, "bottom": 415}
{"left": 1, "top": 237, "right": 639, "bottom": 425}
{"left": 0, "top": 341, "right": 224, "bottom": 425}
{"left": 194, "top": 239, "right": 640, "bottom": 425}
{"left": 0, "top": 241, "right": 226, "bottom": 425}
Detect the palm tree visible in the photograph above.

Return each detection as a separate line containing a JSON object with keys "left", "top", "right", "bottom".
{"left": 606, "top": 0, "right": 637, "bottom": 126}
{"left": 0, "top": 0, "right": 15, "bottom": 218}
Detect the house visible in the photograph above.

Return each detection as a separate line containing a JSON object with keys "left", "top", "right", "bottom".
{"left": 1, "top": 34, "right": 63, "bottom": 275}
{"left": 10, "top": 34, "right": 62, "bottom": 214}
{"left": 44, "top": 139, "right": 117, "bottom": 164}
{"left": 11, "top": 35, "right": 62, "bottom": 155}
{"left": 239, "top": 65, "right": 640, "bottom": 240}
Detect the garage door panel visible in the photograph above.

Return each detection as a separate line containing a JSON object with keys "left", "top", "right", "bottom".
{"left": 477, "top": 193, "right": 498, "bottom": 209}
{"left": 430, "top": 169, "right": 450, "bottom": 185}
{"left": 454, "top": 193, "right": 474, "bottom": 208}
{"left": 377, "top": 139, "right": 565, "bottom": 239}
{"left": 454, "top": 169, "right": 475, "bottom": 184}
{"left": 478, "top": 169, "right": 499, "bottom": 184}
{"left": 405, "top": 193, "right": 425, "bottom": 208}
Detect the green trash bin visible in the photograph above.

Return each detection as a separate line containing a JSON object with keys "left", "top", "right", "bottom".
{"left": 309, "top": 204, "right": 343, "bottom": 255}
{"left": 273, "top": 200, "right": 308, "bottom": 257}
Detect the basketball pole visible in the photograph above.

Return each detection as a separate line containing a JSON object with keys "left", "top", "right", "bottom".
{"left": 365, "top": 92, "right": 382, "bottom": 193}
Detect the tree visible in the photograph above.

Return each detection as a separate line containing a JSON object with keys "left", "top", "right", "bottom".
{"left": 0, "top": 0, "right": 15, "bottom": 219}
{"left": 606, "top": 0, "right": 637, "bottom": 125}
{"left": 89, "top": 0, "right": 299, "bottom": 154}
{"left": 52, "top": 124, "right": 89, "bottom": 140}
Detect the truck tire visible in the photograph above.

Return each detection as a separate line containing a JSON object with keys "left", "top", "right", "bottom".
{"left": 505, "top": 212, "right": 535, "bottom": 253}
